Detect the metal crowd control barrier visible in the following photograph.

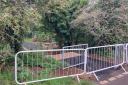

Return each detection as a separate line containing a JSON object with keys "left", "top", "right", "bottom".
{"left": 62, "top": 44, "right": 88, "bottom": 69}
{"left": 15, "top": 43, "right": 128, "bottom": 84}
{"left": 15, "top": 49, "right": 85, "bottom": 84}
{"left": 85, "top": 44, "right": 127, "bottom": 81}
{"left": 126, "top": 44, "right": 128, "bottom": 63}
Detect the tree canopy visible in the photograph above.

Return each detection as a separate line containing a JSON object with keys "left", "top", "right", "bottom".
{"left": 0, "top": 0, "right": 128, "bottom": 49}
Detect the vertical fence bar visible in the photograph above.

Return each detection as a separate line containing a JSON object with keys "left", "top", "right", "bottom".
{"left": 85, "top": 44, "right": 126, "bottom": 80}
{"left": 15, "top": 43, "right": 128, "bottom": 84}
{"left": 126, "top": 44, "right": 128, "bottom": 64}
{"left": 115, "top": 45, "right": 117, "bottom": 65}
{"left": 62, "top": 44, "right": 88, "bottom": 69}
{"left": 15, "top": 49, "right": 85, "bottom": 84}
{"left": 84, "top": 49, "right": 87, "bottom": 73}
{"left": 15, "top": 52, "right": 19, "bottom": 84}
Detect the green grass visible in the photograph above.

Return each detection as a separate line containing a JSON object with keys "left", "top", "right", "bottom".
{"left": 0, "top": 44, "right": 11, "bottom": 52}
{"left": 24, "top": 38, "right": 33, "bottom": 42}
{"left": 0, "top": 69, "right": 95, "bottom": 85}
{"left": 29, "top": 78, "right": 95, "bottom": 85}
{"left": 17, "top": 53, "right": 68, "bottom": 82}
{"left": 0, "top": 71, "right": 17, "bottom": 85}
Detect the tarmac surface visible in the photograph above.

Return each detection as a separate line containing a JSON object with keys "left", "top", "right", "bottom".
{"left": 98, "top": 72, "right": 128, "bottom": 85}
{"left": 107, "top": 74, "right": 128, "bottom": 85}
{"left": 97, "top": 65, "right": 128, "bottom": 85}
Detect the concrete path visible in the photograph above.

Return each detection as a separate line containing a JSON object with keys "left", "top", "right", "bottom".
{"left": 99, "top": 72, "right": 128, "bottom": 85}
{"left": 22, "top": 42, "right": 41, "bottom": 50}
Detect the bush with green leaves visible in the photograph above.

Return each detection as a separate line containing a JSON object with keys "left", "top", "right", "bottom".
{"left": 18, "top": 53, "right": 63, "bottom": 68}
{"left": 17, "top": 52, "right": 64, "bottom": 81}
{"left": 34, "top": 31, "right": 54, "bottom": 42}
{"left": 95, "top": 49, "right": 115, "bottom": 58}
{"left": 0, "top": 44, "right": 14, "bottom": 71}
{"left": 17, "top": 67, "right": 32, "bottom": 82}
{"left": 43, "top": 0, "right": 88, "bottom": 47}
{"left": 0, "top": 70, "right": 95, "bottom": 85}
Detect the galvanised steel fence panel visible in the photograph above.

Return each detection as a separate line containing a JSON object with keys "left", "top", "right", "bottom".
{"left": 126, "top": 44, "right": 128, "bottom": 63}
{"left": 62, "top": 44, "right": 88, "bottom": 69}
{"left": 15, "top": 43, "right": 128, "bottom": 84}
{"left": 85, "top": 44, "right": 126, "bottom": 80}
{"left": 15, "top": 49, "right": 85, "bottom": 84}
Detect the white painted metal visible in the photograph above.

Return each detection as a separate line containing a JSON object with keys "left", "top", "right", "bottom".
{"left": 85, "top": 44, "right": 126, "bottom": 81}
{"left": 63, "top": 44, "right": 88, "bottom": 49}
{"left": 126, "top": 44, "right": 128, "bottom": 63}
{"left": 15, "top": 43, "right": 128, "bottom": 84}
{"left": 15, "top": 49, "right": 85, "bottom": 84}
{"left": 62, "top": 44, "right": 88, "bottom": 69}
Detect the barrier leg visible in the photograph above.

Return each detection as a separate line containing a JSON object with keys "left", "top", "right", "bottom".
{"left": 76, "top": 75, "right": 81, "bottom": 83}
{"left": 121, "top": 64, "right": 127, "bottom": 72}
{"left": 93, "top": 72, "right": 99, "bottom": 81}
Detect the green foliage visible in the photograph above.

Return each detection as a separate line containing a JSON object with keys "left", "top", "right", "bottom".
{"left": 0, "top": 0, "right": 41, "bottom": 52}
{"left": 0, "top": 70, "right": 95, "bottom": 85}
{"left": 95, "top": 49, "right": 115, "bottom": 58}
{"left": 17, "top": 52, "right": 63, "bottom": 81}
{"left": 96, "top": 0, "right": 128, "bottom": 45}
{"left": 19, "top": 53, "right": 62, "bottom": 68}
{"left": 0, "top": 71, "right": 17, "bottom": 85}
{"left": 80, "top": 80, "right": 95, "bottom": 85}
{"left": 43, "top": 0, "right": 88, "bottom": 47}
{"left": 71, "top": 0, "right": 128, "bottom": 46}
{"left": 0, "top": 1, "right": 42, "bottom": 72}
{"left": 0, "top": 44, "right": 14, "bottom": 71}
{"left": 17, "top": 67, "right": 32, "bottom": 82}
{"left": 35, "top": 31, "right": 54, "bottom": 42}
{"left": 80, "top": 0, "right": 89, "bottom": 7}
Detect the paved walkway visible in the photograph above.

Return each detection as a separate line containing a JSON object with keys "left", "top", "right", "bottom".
{"left": 99, "top": 72, "right": 128, "bottom": 85}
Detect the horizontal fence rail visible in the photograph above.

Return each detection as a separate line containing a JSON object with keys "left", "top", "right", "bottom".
{"left": 63, "top": 44, "right": 88, "bottom": 49}
{"left": 126, "top": 44, "right": 128, "bottom": 63}
{"left": 62, "top": 44, "right": 88, "bottom": 69}
{"left": 15, "top": 49, "right": 85, "bottom": 84}
{"left": 15, "top": 43, "right": 128, "bottom": 84}
{"left": 85, "top": 44, "right": 126, "bottom": 80}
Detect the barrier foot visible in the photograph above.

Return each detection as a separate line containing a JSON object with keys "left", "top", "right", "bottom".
{"left": 76, "top": 75, "right": 81, "bottom": 83}
{"left": 93, "top": 72, "right": 99, "bottom": 81}
{"left": 121, "top": 65, "right": 127, "bottom": 72}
